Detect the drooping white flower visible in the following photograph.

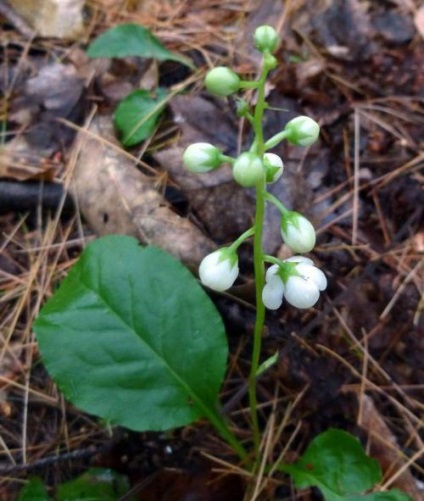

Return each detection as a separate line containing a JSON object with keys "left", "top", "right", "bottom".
{"left": 183, "top": 143, "right": 223, "bottom": 173}
{"left": 280, "top": 210, "right": 316, "bottom": 253}
{"left": 263, "top": 152, "right": 284, "bottom": 183}
{"left": 262, "top": 258, "right": 327, "bottom": 310}
{"left": 284, "top": 116, "right": 320, "bottom": 147}
{"left": 199, "top": 248, "right": 239, "bottom": 292}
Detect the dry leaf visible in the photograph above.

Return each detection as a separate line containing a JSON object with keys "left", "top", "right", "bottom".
{"left": 0, "top": 137, "right": 61, "bottom": 181}
{"left": 7, "top": 0, "right": 84, "bottom": 39}
{"left": 358, "top": 394, "right": 422, "bottom": 498}
{"left": 72, "top": 116, "right": 215, "bottom": 268}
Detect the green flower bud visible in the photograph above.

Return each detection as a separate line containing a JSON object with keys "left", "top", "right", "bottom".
{"left": 205, "top": 67, "right": 240, "bottom": 97}
{"left": 233, "top": 152, "right": 264, "bottom": 187}
{"left": 280, "top": 210, "right": 316, "bottom": 253}
{"left": 263, "top": 152, "right": 284, "bottom": 183}
{"left": 284, "top": 116, "right": 320, "bottom": 147}
{"left": 182, "top": 143, "right": 222, "bottom": 173}
{"left": 254, "top": 25, "right": 279, "bottom": 54}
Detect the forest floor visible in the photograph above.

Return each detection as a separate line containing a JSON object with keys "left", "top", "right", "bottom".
{"left": 0, "top": 0, "right": 423, "bottom": 499}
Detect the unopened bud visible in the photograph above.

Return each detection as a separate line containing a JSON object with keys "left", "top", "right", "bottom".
{"left": 233, "top": 153, "right": 264, "bottom": 187}
{"left": 205, "top": 67, "right": 240, "bottom": 97}
{"left": 284, "top": 116, "right": 320, "bottom": 147}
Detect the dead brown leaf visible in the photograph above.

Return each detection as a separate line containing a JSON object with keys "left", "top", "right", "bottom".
{"left": 72, "top": 116, "right": 215, "bottom": 268}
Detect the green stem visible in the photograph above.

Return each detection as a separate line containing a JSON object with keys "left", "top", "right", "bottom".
{"left": 264, "top": 129, "right": 289, "bottom": 150}
{"left": 220, "top": 154, "right": 235, "bottom": 164}
{"left": 228, "top": 227, "right": 255, "bottom": 252}
{"left": 263, "top": 254, "right": 283, "bottom": 266}
{"left": 239, "top": 80, "right": 260, "bottom": 89}
{"left": 264, "top": 191, "right": 288, "bottom": 215}
{"left": 248, "top": 58, "right": 273, "bottom": 459}
{"left": 206, "top": 406, "right": 248, "bottom": 461}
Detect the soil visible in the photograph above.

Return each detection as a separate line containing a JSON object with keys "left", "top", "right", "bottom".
{"left": 0, "top": 1, "right": 423, "bottom": 500}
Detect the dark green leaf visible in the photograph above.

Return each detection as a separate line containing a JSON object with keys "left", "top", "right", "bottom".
{"left": 281, "top": 429, "right": 381, "bottom": 499}
{"left": 18, "top": 477, "right": 51, "bottom": 501}
{"left": 87, "top": 23, "right": 194, "bottom": 68}
{"left": 114, "top": 88, "right": 167, "bottom": 146}
{"left": 34, "top": 236, "right": 228, "bottom": 432}
{"left": 57, "top": 468, "right": 130, "bottom": 501}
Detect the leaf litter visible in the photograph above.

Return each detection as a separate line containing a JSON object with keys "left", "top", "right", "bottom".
{"left": 0, "top": 0, "right": 423, "bottom": 499}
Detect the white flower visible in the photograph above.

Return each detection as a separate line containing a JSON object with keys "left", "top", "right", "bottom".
{"left": 262, "top": 264, "right": 285, "bottom": 310}
{"left": 263, "top": 153, "right": 284, "bottom": 183}
{"left": 183, "top": 143, "right": 222, "bottom": 173}
{"left": 284, "top": 116, "right": 320, "bottom": 147}
{"left": 284, "top": 261, "right": 327, "bottom": 309}
{"left": 233, "top": 152, "right": 264, "bottom": 187}
{"left": 262, "top": 258, "right": 327, "bottom": 310}
{"left": 280, "top": 211, "right": 316, "bottom": 253}
{"left": 199, "top": 248, "right": 239, "bottom": 291}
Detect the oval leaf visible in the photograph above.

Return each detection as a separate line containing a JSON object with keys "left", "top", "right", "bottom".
{"left": 281, "top": 429, "right": 381, "bottom": 497}
{"left": 87, "top": 23, "right": 194, "bottom": 68}
{"left": 114, "top": 88, "right": 167, "bottom": 146}
{"left": 34, "top": 236, "right": 228, "bottom": 432}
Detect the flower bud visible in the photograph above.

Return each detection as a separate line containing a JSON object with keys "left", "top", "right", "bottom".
{"left": 284, "top": 116, "right": 320, "bottom": 147}
{"left": 199, "top": 248, "right": 239, "bottom": 291}
{"left": 233, "top": 152, "right": 264, "bottom": 187}
{"left": 205, "top": 67, "right": 240, "bottom": 97}
{"left": 254, "top": 25, "right": 279, "bottom": 54}
{"left": 280, "top": 211, "right": 316, "bottom": 253}
{"left": 183, "top": 143, "right": 223, "bottom": 173}
{"left": 263, "top": 152, "right": 284, "bottom": 183}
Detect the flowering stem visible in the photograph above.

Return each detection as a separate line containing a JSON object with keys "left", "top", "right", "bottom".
{"left": 263, "top": 254, "right": 283, "bottom": 266}
{"left": 228, "top": 227, "right": 255, "bottom": 252}
{"left": 220, "top": 154, "right": 235, "bottom": 164}
{"left": 264, "top": 129, "right": 289, "bottom": 150}
{"left": 264, "top": 191, "right": 288, "bottom": 214}
{"left": 239, "top": 80, "right": 260, "bottom": 90}
{"left": 248, "top": 57, "right": 273, "bottom": 459}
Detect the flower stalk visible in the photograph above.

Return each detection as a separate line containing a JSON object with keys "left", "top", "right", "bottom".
{"left": 182, "top": 24, "right": 325, "bottom": 468}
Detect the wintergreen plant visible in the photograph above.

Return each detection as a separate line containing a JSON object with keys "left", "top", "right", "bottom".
{"left": 32, "top": 25, "right": 412, "bottom": 501}
{"left": 183, "top": 25, "right": 326, "bottom": 457}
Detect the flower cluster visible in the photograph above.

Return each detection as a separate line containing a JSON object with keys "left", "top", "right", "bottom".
{"left": 181, "top": 25, "right": 327, "bottom": 311}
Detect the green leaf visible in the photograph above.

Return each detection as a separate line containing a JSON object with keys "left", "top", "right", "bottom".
{"left": 57, "top": 468, "right": 130, "bottom": 500}
{"left": 281, "top": 429, "right": 382, "bottom": 499}
{"left": 87, "top": 23, "right": 194, "bottom": 68}
{"left": 34, "top": 236, "right": 228, "bottom": 432}
{"left": 256, "top": 350, "right": 278, "bottom": 376}
{"left": 18, "top": 477, "right": 51, "bottom": 501}
{"left": 114, "top": 88, "right": 167, "bottom": 146}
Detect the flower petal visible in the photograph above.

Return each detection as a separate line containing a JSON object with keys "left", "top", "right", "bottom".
{"left": 284, "top": 275, "right": 320, "bottom": 309}
{"left": 262, "top": 281, "right": 284, "bottom": 310}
